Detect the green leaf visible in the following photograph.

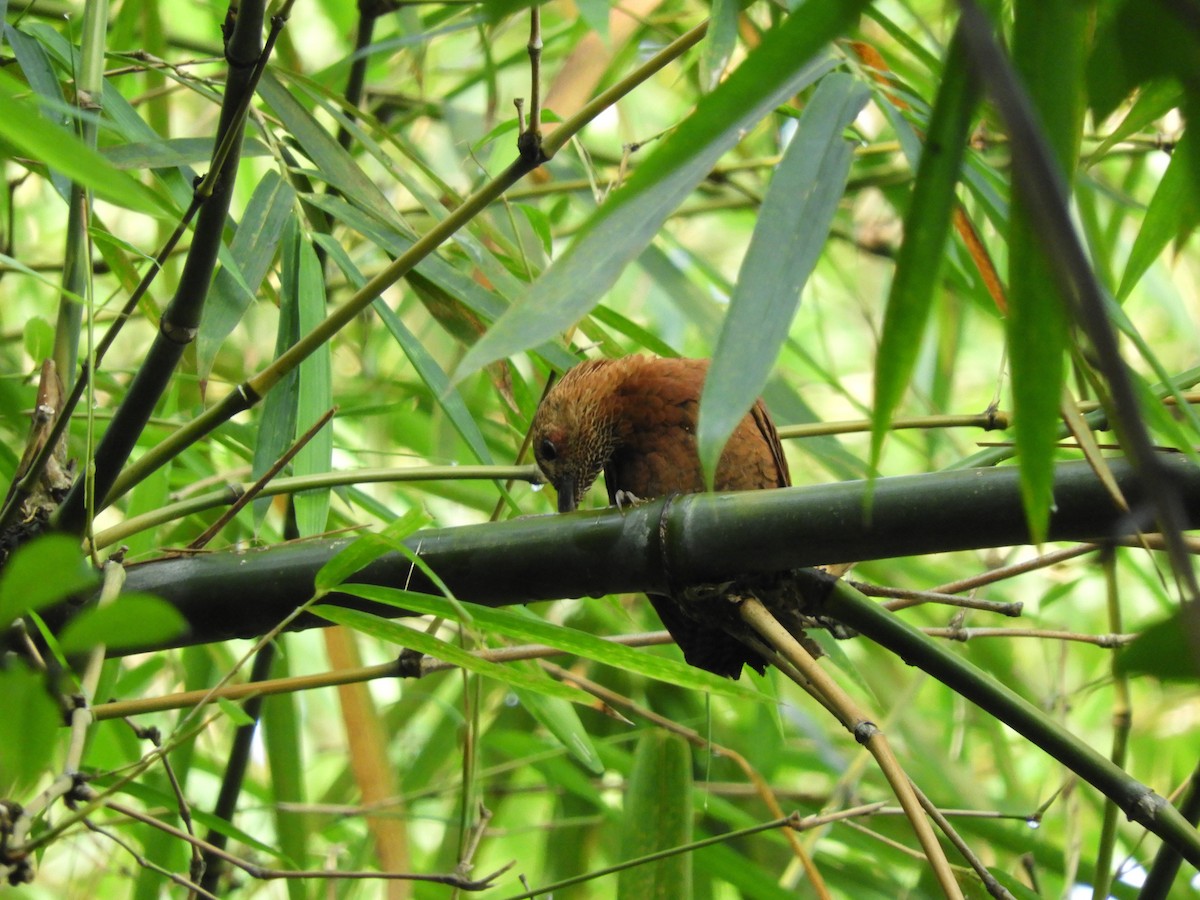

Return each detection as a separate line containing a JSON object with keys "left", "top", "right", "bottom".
{"left": 618, "top": 732, "right": 693, "bottom": 898}
{"left": 577, "top": 0, "right": 609, "bottom": 40}
{"left": 698, "top": 71, "right": 868, "bottom": 484}
{"left": 257, "top": 71, "right": 398, "bottom": 229}
{"left": 103, "top": 775, "right": 287, "bottom": 861}
{"left": 870, "top": 28, "right": 979, "bottom": 471}
{"left": 510, "top": 676, "right": 605, "bottom": 774}
{"left": 313, "top": 605, "right": 592, "bottom": 704}
{"left": 102, "top": 136, "right": 271, "bottom": 170}
{"left": 261, "top": 651, "right": 309, "bottom": 880}
{"left": 451, "top": 0, "right": 869, "bottom": 382}
{"left": 199, "top": 171, "right": 295, "bottom": 378}
{"left": 0, "top": 665, "right": 61, "bottom": 792}
{"left": 57, "top": 592, "right": 186, "bottom": 655}
{"left": 252, "top": 244, "right": 301, "bottom": 530}
{"left": 1087, "top": 79, "right": 1182, "bottom": 162}
{"left": 699, "top": 0, "right": 739, "bottom": 92}
{"left": 1087, "top": 0, "right": 1200, "bottom": 122}
{"left": 1008, "top": 0, "right": 1091, "bottom": 543}
{"left": 0, "top": 68, "right": 167, "bottom": 215}
{"left": 1117, "top": 605, "right": 1200, "bottom": 682}
{"left": 313, "top": 508, "right": 431, "bottom": 594}
{"left": 1116, "top": 131, "right": 1200, "bottom": 302}
{"left": 216, "top": 696, "right": 256, "bottom": 727}
{"left": 23, "top": 316, "right": 55, "bottom": 362}
{"left": 339, "top": 585, "right": 763, "bottom": 700}
{"left": 0, "top": 534, "right": 97, "bottom": 630}
{"left": 315, "top": 234, "right": 496, "bottom": 467}
{"left": 288, "top": 228, "right": 333, "bottom": 538}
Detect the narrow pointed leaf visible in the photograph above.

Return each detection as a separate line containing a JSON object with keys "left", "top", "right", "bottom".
{"left": 1116, "top": 132, "right": 1200, "bottom": 302}
{"left": 870, "top": 28, "right": 979, "bottom": 470}
{"left": 451, "top": 0, "right": 870, "bottom": 382}
{"left": 511, "top": 681, "right": 605, "bottom": 774}
{"left": 339, "top": 585, "right": 762, "bottom": 700}
{"left": 0, "top": 69, "right": 166, "bottom": 215}
{"left": 314, "top": 605, "right": 592, "bottom": 704}
{"left": 291, "top": 230, "right": 333, "bottom": 538}
{"left": 698, "top": 71, "right": 868, "bottom": 483}
{"left": 1006, "top": 0, "right": 1091, "bottom": 542}
{"left": 199, "top": 172, "right": 295, "bottom": 377}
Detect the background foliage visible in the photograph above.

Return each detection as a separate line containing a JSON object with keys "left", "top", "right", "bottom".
{"left": 1, "top": 0, "right": 1199, "bottom": 897}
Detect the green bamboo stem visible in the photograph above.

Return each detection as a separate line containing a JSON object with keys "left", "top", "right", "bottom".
{"left": 68, "top": 457, "right": 1200, "bottom": 652}
{"left": 91, "top": 464, "right": 542, "bottom": 549}
{"left": 817, "top": 576, "right": 1200, "bottom": 868}
{"left": 102, "top": 21, "right": 711, "bottom": 506}
{"left": 1091, "top": 551, "right": 1130, "bottom": 899}
{"left": 54, "top": 0, "right": 271, "bottom": 536}
{"left": 1140, "top": 762, "right": 1200, "bottom": 898}
{"left": 959, "top": 0, "right": 1198, "bottom": 595}
{"left": 51, "top": 0, "right": 109, "bottom": 384}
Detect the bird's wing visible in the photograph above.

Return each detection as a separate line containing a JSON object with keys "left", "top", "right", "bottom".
{"left": 645, "top": 593, "right": 766, "bottom": 678}
{"left": 750, "top": 400, "right": 791, "bottom": 488}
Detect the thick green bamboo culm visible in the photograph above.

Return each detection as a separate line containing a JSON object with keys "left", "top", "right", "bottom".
{"left": 77, "top": 457, "right": 1199, "bottom": 651}
{"left": 69, "top": 455, "right": 1200, "bottom": 869}
{"left": 54, "top": 0, "right": 267, "bottom": 536}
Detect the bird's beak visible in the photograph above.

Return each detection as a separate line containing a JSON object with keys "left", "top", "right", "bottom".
{"left": 556, "top": 476, "right": 577, "bottom": 513}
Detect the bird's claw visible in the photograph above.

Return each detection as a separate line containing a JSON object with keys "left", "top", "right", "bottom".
{"left": 614, "top": 489, "right": 644, "bottom": 511}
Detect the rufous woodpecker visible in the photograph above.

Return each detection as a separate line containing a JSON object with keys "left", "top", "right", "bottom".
{"left": 530, "top": 356, "right": 791, "bottom": 677}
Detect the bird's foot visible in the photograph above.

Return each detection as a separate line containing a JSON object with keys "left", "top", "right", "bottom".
{"left": 614, "top": 489, "right": 645, "bottom": 511}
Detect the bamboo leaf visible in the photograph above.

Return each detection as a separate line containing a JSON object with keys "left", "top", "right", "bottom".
{"left": 314, "top": 605, "right": 593, "bottom": 704}
{"left": 340, "top": 585, "right": 763, "bottom": 700}
{"left": 256, "top": 71, "right": 398, "bottom": 228}
{"left": 314, "top": 234, "right": 496, "bottom": 466}
{"left": 0, "top": 69, "right": 167, "bottom": 215}
{"left": 698, "top": 71, "right": 868, "bottom": 484}
{"left": 1117, "top": 604, "right": 1200, "bottom": 682}
{"left": 510, "top": 678, "right": 605, "bottom": 774}
{"left": 0, "top": 666, "right": 61, "bottom": 791}
{"left": 252, "top": 240, "right": 301, "bottom": 530}
{"left": 1116, "top": 132, "right": 1200, "bottom": 302}
{"left": 618, "top": 732, "right": 693, "bottom": 898}
{"left": 1007, "top": 0, "right": 1091, "bottom": 542}
{"left": 314, "top": 509, "right": 431, "bottom": 595}
{"left": 57, "top": 592, "right": 186, "bottom": 654}
{"left": 290, "top": 229, "right": 334, "bottom": 538}
{"left": 199, "top": 172, "right": 296, "bottom": 378}
{"left": 451, "top": 0, "right": 869, "bottom": 382}
{"left": 0, "top": 534, "right": 97, "bottom": 630}
{"left": 699, "top": 0, "right": 738, "bottom": 92}
{"left": 870, "top": 28, "right": 979, "bottom": 471}
{"left": 261, "top": 653, "right": 309, "bottom": 884}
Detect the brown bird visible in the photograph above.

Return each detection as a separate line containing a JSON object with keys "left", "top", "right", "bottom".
{"left": 530, "top": 356, "right": 791, "bottom": 677}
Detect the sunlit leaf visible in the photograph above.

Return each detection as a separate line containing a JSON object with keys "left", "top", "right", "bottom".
{"left": 699, "top": 71, "right": 868, "bottom": 484}
{"left": 0, "top": 534, "right": 96, "bottom": 630}
{"left": 451, "top": 0, "right": 869, "bottom": 382}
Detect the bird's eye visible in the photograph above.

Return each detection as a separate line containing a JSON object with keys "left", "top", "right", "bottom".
{"left": 539, "top": 438, "right": 558, "bottom": 462}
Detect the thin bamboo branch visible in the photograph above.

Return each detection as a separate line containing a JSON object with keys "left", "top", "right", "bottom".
{"left": 55, "top": 0, "right": 278, "bottom": 535}
{"left": 819, "top": 575, "right": 1200, "bottom": 866}
{"left": 91, "top": 632, "right": 675, "bottom": 720}
{"left": 102, "top": 22, "right": 711, "bottom": 506}
{"left": 739, "top": 598, "right": 963, "bottom": 900}
{"left": 91, "top": 464, "right": 541, "bottom": 550}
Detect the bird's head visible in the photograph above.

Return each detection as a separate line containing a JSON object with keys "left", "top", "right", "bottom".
{"left": 530, "top": 360, "right": 622, "bottom": 512}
